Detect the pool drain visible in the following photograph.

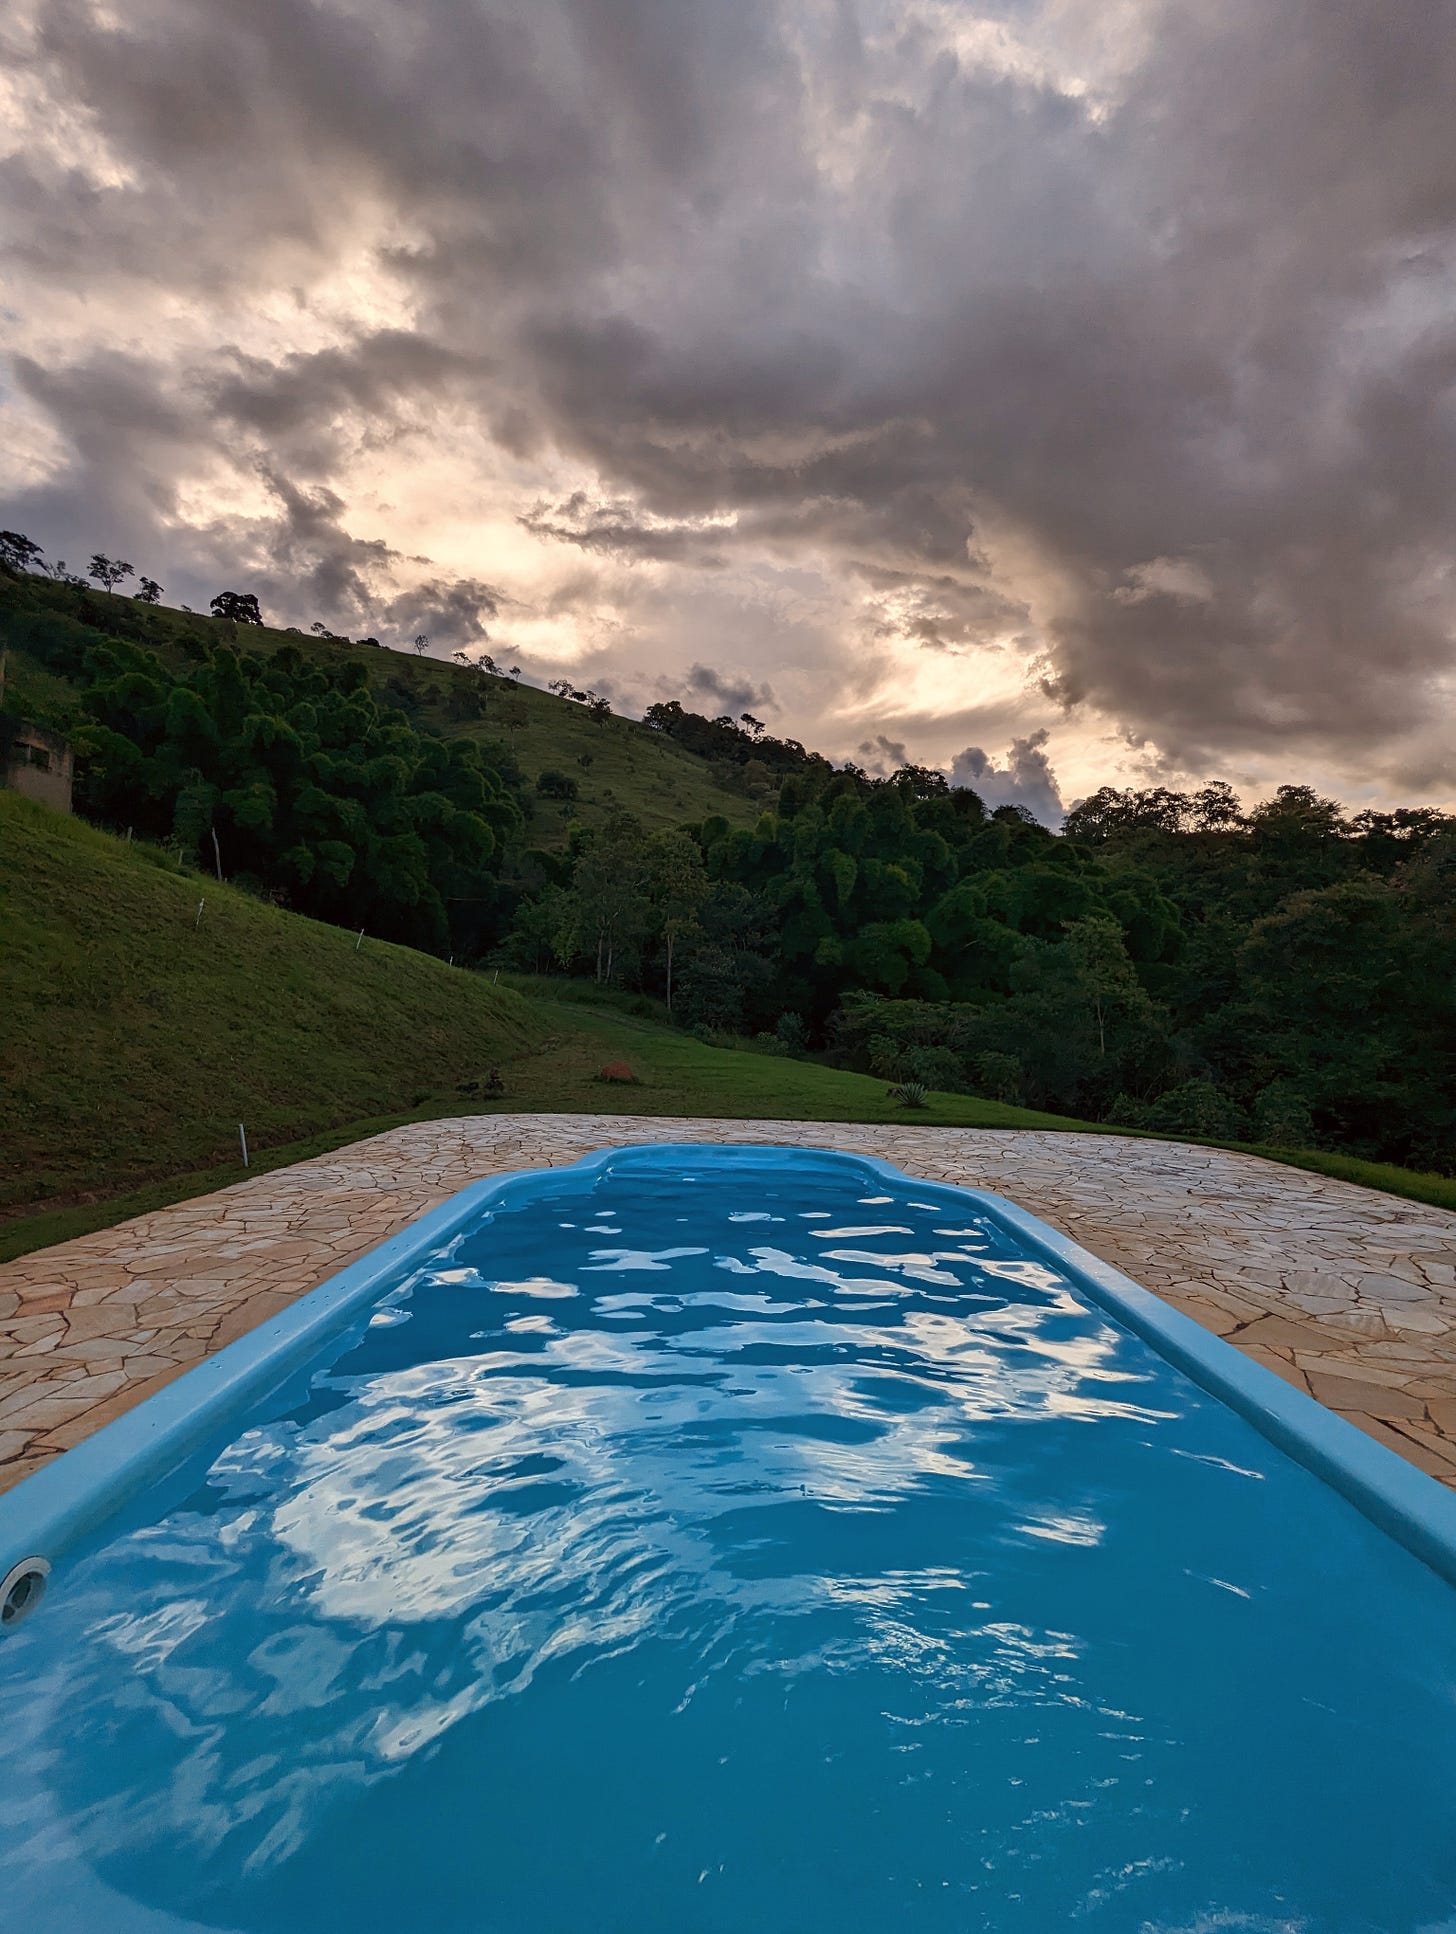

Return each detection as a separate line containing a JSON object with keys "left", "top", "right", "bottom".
{"left": 0, "top": 1557, "right": 50, "bottom": 1632}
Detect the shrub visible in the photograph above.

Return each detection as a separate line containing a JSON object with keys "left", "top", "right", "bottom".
{"left": 1138, "top": 1078, "right": 1248, "bottom": 1141}
{"left": 888, "top": 1080, "right": 928, "bottom": 1109}
{"left": 867, "top": 1033, "right": 904, "bottom": 1079}
{"left": 456, "top": 1067, "right": 507, "bottom": 1100}
{"left": 901, "top": 1045, "right": 964, "bottom": 1092}
{"left": 973, "top": 1050, "right": 1023, "bottom": 1104}
{"left": 536, "top": 768, "right": 579, "bottom": 800}
{"left": 1253, "top": 1080, "right": 1316, "bottom": 1149}
{"left": 595, "top": 1060, "right": 639, "bottom": 1084}
{"left": 774, "top": 1011, "right": 808, "bottom": 1054}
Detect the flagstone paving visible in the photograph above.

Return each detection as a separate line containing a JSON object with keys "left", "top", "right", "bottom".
{"left": 3, "top": 1116, "right": 1455, "bottom": 1495}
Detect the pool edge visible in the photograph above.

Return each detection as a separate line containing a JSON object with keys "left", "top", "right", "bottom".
{"left": 2, "top": 1141, "right": 1454, "bottom": 1593}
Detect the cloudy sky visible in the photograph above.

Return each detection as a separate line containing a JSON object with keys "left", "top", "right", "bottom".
{"left": 3, "top": 0, "right": 1455, "bottom": 820}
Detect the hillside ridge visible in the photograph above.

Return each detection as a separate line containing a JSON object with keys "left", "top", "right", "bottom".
{"left": 0, "top": 567, "right": 760, "bottom": 847}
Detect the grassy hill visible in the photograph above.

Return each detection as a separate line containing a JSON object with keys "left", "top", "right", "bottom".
{"left": 0, "top": 793, "right": 543, "bottom": 1220}
{"left": 0, "top": 793, "right": 1103, "bottom": 1258}
{"left": 0, "top": 572, "right": 758, "bottom": 845}
{"left": 6, "top": 782, "right": 1455, "bottom": 1265}
{"left": 436, "top": 674, "right": 765, "bottom": 843}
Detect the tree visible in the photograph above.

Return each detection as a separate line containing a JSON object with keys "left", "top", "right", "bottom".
{"left": 211, "top": 591, "right": 263, "bottom": 625}
{"left": 741, "top": 713, "right": 765, "bottom": 737}
{"left": 1248, "top": 784, "right": 1348, "bottom": 854}
{"left": 1252, "top": 1079, "right": 1315, "bottom": 1148}
{"left": 1065, "top": 914, "right": 1153, "bottom": 1059}
{"left": 89, "top": 554, "right": 134, "bottom": 593}
{"left": 51, "top": 621, "right": 525, "bottom": 957}
{"left": 134, "top": 577, "right": 164, "bottom": 604}
{"left": 413, "top": 633, "right": 430, "bottom": 655}
{"left": 645, "top": 830, "right": 708, "bottom": 1013}
{"left": 558, "top": 813, "right": 651, "bottom": 984}
{"left": 536, "top": 768, "right": 579, "bottom": 800}
{"left": 1190, "top": 780, "right": 1245, "bottom": 831}
{"left": 1226, "top": 877, "right": 1444, "bottom": 1161}
{"left": 0, "top": 531, "right": 44, "bottom": 573}
{"left": 1063, "top": 785, "right": 1190, "bottom": 841}
{"left": 1120, "top": 1079, "right": 1248, "bottom": 1140}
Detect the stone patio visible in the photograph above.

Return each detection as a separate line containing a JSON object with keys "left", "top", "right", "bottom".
{"left": 3, "top": 1116, "right": 1455, "bottom": 1494}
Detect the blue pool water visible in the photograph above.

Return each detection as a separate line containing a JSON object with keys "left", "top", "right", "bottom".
{"left": 2, "top": 1154, "right": 1455, "bottom": 1932}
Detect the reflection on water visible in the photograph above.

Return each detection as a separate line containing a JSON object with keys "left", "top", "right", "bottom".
{"left": 1, "top": 1166, "right": 1455, "bottom": 1934}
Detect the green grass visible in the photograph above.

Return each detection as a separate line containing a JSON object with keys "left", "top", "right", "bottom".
{"left": 0, "top": 1011, "right": 1096, "bottom": 1263}
{"left": 1213, "top": 1146, "right": 1456, "bottom": 1214}
{"left": 0, "top": 793, "right": 542, "bottom": 1217}
{"left": 480, "top": 990, "right": 1094, "bottom": 1132}
{"left": 506, "top": 996, "right": 1456, "bottom": 1209}
{"left": 0, "top": 574, "right": 759, "bottom": 844}
{"left": 0, "top": 1113, "right": 429, "bottom": 1264}
{"left": 0, "top": 649, "right": 77, "bottom": 721}
{"left": 432, "top": 681, "right": 764, "bottom": 843}
{"left": 0, "top": 796, "right": 1099, "bottom": 1258}
{"left": 4, "top": 791, "right": 1454, "bottom": 1266}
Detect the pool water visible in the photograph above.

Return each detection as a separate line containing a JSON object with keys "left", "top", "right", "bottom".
{"left": 2, "top": 1156, "right": 1455, "bottom": 1932}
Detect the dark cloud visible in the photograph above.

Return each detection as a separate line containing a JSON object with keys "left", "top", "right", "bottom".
{"left": 380, "top": 577, "right": 506, "bottom": 655}
{"left": 252, "top": 470, "right": 399, "bottom": 615}
{"left": 519, "top": 491, "right": 732, "bottom": 566}
{"left": 680, "top": 663, "right": 776, "bottom": 715}
{"left": 857, "top": 734, "right": 909, "bottom": 776}
{"left": 7, "top": 349, "right": 199, "bottom": 536}
{"left": 4, "top": 0, "right": 1456, "bottom": 796}
{"left": 211, "top": 333, "right": 484, "bottom": 465}
{"left": 952, "top": 731, "right": 1066, "bottom": 828}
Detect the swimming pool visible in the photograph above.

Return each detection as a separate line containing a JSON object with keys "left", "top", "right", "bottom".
{"left": 1, "top": 1144, "right": 1454, "bottom": 1932}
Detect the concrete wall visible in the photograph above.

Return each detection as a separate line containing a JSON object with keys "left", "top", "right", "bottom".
{"left": 1, "top": 718, "right": 74, "bottom": 814}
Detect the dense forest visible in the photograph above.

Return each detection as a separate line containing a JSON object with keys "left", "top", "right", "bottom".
{"left": 4, "top": 546, "right": 1454, "bottom": 1173}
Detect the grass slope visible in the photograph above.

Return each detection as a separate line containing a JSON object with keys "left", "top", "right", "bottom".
{"left": 429, "top": 673, "right": 763, "bottom": 843}
{"left": 5, "top": 793, "right": 1454, "bottom": 1264}
{"left": 0, "top": 794, "right": 1100, "bottom": 1257}
{"left": 0, "top": 794, "right": 541, "bottom": 1218}
{"left": 0, "top": 573, "right": 759, "bottom": 843}
{"left": 487, "top": 991, "right": 1456, "bottom": 1213}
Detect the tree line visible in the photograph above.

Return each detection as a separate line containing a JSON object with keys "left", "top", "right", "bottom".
{"left": 504, "top": 745, "right": 1456, "bottom": 1173}
{"left": 4, "top": 547, "right": 1453, "bottom": 1173}
{"left": 1, "top": 560, "right": 523, "bottom": 953}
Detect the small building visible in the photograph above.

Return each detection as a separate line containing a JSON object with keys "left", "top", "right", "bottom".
{"left": 1, "top": 715, "right": 74, "bottom": 814}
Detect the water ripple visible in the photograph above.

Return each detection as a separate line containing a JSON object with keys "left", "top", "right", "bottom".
{"left": 1, "top": 1167, "right": 1454, "bottom": 1933}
